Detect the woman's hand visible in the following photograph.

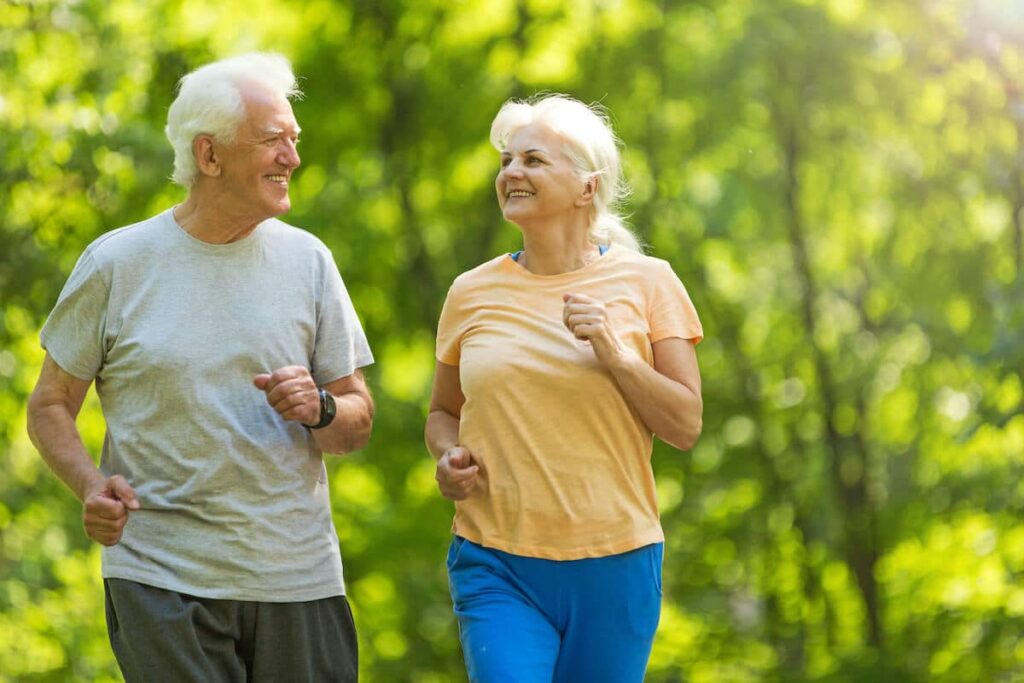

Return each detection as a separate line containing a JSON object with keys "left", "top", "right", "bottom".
{"left": 563, "top": 294, "right": 704, "bottom": 451}
{"left": 436, "top": 446, "right": 479, "bottom": 501}
{"left": 562, "top": 293, "right": 627, "bottom": 367}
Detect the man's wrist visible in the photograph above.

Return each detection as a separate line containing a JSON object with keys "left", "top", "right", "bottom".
{"left": 307, "top": 389, "right": 337, "bottom": 429}
{"left": 76, "top": 468, "right": 108, "bottom": 503}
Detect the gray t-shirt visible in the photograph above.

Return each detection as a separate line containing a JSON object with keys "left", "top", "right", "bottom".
{"left": 40, "top": 209, "right": 373, "bottom": 602}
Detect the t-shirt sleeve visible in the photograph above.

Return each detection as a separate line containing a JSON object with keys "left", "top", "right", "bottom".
{"left": 648, "top": 260, "right": 703, "bottom": 344}
{"left": 311, "top": 255, "right": 374, "bottom": 385}
{"left": 435, "top": 280, "right": 465, "bottom": 366}
{"left": 39, "top": 251, "right": 110, "bottom": 380}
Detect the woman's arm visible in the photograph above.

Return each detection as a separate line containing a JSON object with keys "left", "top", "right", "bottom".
{"left": 563, "top": 294, "right": 703, "bottom": 451}
{"left": 425, "top": 360, "right": 479, "bottom": 500}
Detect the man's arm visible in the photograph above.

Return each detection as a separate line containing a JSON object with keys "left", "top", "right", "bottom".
{"left": 311, "top": 370, "right": 373, "bottom": 454}
{"left": 254, "top": 367, "right": 374, "bottom": 455}
{"left": 27, "top": 354, "right": 139, "bottom": 545}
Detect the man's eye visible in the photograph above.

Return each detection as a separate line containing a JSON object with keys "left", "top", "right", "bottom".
{"left": 527, "top": 157, "right": 542, "bottom": 165}
{"left": 500, "top": 157, "right": 511, "bottom": 167}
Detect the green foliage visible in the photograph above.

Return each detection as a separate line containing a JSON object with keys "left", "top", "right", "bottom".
{"left": 3, "top": 0, "right": 1023, "bottom": 680}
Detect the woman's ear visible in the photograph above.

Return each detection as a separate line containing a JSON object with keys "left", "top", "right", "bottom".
{"left": 576, "top": 176, "right": 598, "bottom": 207}
{"left": 193, "top": 135, "right": 222, "bottom": 177}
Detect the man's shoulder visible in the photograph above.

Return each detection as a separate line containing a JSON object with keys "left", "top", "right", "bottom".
{"left": 262, "top": 218, "right": 331, "bottom": 253}
{"left": 83, "top": 210, "right": 173, "bottom": 265}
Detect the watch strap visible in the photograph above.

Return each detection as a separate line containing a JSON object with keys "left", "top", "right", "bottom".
{"left": 308, "top": 388, "right": 337, "bottom": 429}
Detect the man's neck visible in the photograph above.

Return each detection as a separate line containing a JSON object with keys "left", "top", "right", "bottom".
{"left": 172, "top": 192, "right": 263, "bottom": 244}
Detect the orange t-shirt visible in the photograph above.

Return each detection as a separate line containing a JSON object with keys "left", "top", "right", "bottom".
{"left": 436, "top": 246, "right": 703, "bottom": 560}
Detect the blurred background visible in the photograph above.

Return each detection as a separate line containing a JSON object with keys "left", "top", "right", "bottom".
{"left": 2, "top": 0, "right": 1023, "bottom": 680}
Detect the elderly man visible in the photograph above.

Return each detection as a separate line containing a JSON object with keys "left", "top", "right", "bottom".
{"left": 26, "top": 53, "right": 372, "bottom": 682}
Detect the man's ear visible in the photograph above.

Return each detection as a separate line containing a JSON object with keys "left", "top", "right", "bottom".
{"left": 575, "top": 175, "right": 598, "bottom": 207}
{"left": 193, "top": 135, "right": 221, "bottom": 177}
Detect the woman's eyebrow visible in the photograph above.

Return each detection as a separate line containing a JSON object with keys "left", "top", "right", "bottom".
{"left": 504, "top": 148, "right": 547, "bottom": 155}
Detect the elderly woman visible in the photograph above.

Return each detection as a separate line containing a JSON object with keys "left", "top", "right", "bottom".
{"left": 425, "top": 95, "right": 703, "bottom": 682}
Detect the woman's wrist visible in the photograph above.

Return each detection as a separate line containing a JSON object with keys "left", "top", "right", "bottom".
{"left": 604, "top": 344, "right": 639, "bottom": 375}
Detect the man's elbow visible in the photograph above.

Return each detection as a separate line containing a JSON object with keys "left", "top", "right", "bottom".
{"left": 347, "top": 413, "right": 373, "bottom": 452}
{"left": 25, "top": 396, "right": 41, "bottom": 446}
{"left": 26, "top": 389, "right": 54, "bottom": 450}
{"left": 344, "top": 397, "right": 375, "bottom": 452}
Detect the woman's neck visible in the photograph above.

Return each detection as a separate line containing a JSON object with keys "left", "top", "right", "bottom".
{"left": 518, "top": 228, "right": 598, "bottom": 275}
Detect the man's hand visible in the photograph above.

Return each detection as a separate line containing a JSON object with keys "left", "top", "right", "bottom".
{"left": 83, "top": 475, "right": 140, "bottom": 546}
{"left": 435, "top": 446, "right": 479, "bottom": 501}
{"left": 253, "top": 366, "right": 321, "bottom": 426}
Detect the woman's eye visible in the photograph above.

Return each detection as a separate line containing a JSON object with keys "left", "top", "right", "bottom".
{"left": 527, "top": 157, "right": 542, "bottom": 165}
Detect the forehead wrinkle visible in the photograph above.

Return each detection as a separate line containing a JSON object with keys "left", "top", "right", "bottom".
{"left": 259, "top": 123, "right": 301, "bottom": 137}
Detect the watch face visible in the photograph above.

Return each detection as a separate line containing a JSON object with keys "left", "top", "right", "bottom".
{"left": 310, "top": 389, "right": 337, "bottom": 429}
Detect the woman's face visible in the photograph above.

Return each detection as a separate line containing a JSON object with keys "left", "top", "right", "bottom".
{"left": 495, "top": 123, "right": 589, "bottom": 228}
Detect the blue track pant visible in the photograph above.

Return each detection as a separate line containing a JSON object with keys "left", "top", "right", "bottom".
{"left": 446, "top": 536, "right": 663, "bottom": 683}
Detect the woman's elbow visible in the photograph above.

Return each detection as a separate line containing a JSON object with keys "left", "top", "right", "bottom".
{"left": 681, "top": 417, "right": 703, "bottom": 451}
{"left": 669, "top": 417, "right": 702, "bottom": 451}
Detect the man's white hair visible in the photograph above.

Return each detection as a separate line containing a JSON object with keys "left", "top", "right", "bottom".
{"left": 165, "top": 52, "right": 302, "bottom": 187}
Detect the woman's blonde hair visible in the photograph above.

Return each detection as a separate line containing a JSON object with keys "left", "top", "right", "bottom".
{"left": 489, "top": 94, "right": 641, "bottom": 252}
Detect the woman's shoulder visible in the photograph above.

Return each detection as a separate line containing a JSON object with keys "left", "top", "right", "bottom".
{"left": 607, "top": 247, "right": 677, "bottom": 279}
{"left": 449, "top": 253, "right": 514, "bottom": 290}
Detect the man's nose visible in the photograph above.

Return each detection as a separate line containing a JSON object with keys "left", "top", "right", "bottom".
{"left": 279, "top": 140, "right": 301, "bottom": 168}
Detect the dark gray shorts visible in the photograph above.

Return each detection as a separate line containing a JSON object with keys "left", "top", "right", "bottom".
{"left": 104, "top": 578, "right": 358, "bottom": 682}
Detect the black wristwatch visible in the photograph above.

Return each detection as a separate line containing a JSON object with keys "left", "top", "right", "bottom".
{"left": 307, "top": 389, "right": 337, "bottom": 429}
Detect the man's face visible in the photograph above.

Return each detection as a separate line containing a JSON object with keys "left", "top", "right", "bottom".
{"left": 214, "top": 84, "right": 301, "bottom": 222}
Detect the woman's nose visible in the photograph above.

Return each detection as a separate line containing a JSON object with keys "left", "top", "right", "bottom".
{"left": 501, "top": 163, "right": 524, "bottom": 179}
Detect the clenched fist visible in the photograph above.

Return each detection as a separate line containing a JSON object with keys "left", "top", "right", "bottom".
{"left": 83, "top": 474, "right": 140, "bottom": 546}
{"left": 254, "top": 366, "right": 321, "bottom": 426}
{"left": 436, "top": 446, "right": 479, "bottom": 501}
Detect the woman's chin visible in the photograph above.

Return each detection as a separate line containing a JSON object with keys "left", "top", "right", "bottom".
{"left": 501, "top": 208, "right": 529, "bottom": 227}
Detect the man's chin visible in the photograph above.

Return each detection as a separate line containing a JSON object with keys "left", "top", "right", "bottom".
{"left": 269, "top": 198, "right": 292, "bottom": 217}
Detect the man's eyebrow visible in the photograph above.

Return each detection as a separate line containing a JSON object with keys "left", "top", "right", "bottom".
{"left": 260, "top": 125, "right": 302, "bottom": 136}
